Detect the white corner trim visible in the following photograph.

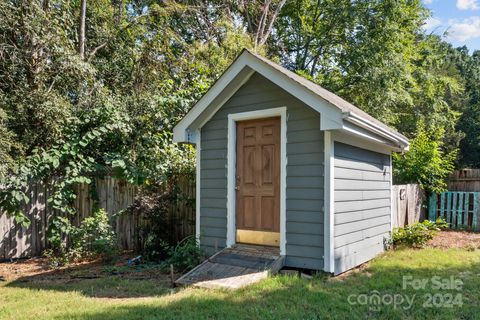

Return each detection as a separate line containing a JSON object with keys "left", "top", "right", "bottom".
{"left": 324, "top": 131, "right": 335, "bottom": 273}
{"left": 195, "top": 130, "right": 201, "bottom": 242}
{"left": 226, "top": 107, "right": 287, "bottom": 256}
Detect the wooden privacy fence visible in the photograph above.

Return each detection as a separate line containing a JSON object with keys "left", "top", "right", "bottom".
{"left": 0, "top": 176, "right": 195, "bottom": 260}
{"left": 392, "top": 184, "right": 425, "bottom": 228}
{"left": 448, "top": 169, "right": 480, "bottom": 192}
{"left": 428, "top": 192, "right": 480, "bottom": 231}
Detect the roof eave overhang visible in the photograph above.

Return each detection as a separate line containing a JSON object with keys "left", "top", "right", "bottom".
{"left": 342, "top": 112, "right": 410, "bottom": 151}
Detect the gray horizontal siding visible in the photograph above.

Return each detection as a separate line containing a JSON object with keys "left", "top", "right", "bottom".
{"left": 333, "top": 142, "right": 391, "bottom": 274}
{"left": 200, "top": 73, "right": 324, "bottom": 267}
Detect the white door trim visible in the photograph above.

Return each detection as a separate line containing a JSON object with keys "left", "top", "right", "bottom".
{"left": 226, "top": 107, "right": 287, "bottom": 255}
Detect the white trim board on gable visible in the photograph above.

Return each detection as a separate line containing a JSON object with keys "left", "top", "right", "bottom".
{"left": 173, "top": 49, "right": 409, "bottom": 152}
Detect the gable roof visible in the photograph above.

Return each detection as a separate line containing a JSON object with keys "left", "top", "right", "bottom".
{"left": 173, "top": 49, "right": 409, "bottom": 150}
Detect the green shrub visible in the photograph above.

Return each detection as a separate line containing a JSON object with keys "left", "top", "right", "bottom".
{"left": 71, "top": 208, "right": 117, "bottom": 260}
{"left": 143, "top": 235, "right": 171, "bottom": 261}
{"left": 46, "top": 208, "right": 117, "bottom": 265}
{"left": 163, "top": 236, "right": 203, "bottom": 273}
{"left": 393, "top": 125, "right": 457, "bottom": 194}
{"left": 43, "top": 248, "right": 69, "bottom": 267}
{"left": 392, "top": 218, "right": 448, "bottom": 247}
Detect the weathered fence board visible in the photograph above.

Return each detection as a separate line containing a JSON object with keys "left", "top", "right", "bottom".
{"left": 0, "top": 177, "right": 195, "bottom": 260}
{"left": 392, "top": 184, "right": 424, "bottom": 228}
{"left": 448, "top": 169, "right": 480, "bottom": 192}
{"left": 428, "top": 191, "right": 480, "bottom": 231}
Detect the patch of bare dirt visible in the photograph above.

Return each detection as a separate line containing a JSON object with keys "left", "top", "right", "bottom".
{"left": 0, "top": 257, "right": 53, "bottom": 282}
{"left": 427, "top": 230, "right": 480, "bottom": 249}
{"left": 0, "top": 255, "right": 172, "bottom": 283}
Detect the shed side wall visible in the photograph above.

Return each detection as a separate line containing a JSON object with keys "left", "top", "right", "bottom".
{"left": 333, "top": 142, "right": 391, "bottom": 274}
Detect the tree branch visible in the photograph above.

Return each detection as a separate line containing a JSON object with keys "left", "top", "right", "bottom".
{"left": 258, "top": 0, "right": 286, "bottom": 47}
{"left": 87, "top": 42, "right": 107, "bottom": 61}
{"left": 78, "top": 0, "right": 86, "bottom": 60}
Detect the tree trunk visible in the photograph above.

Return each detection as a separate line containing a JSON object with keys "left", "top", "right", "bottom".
{"left": 255, "top": 0, "right": 287, "bottom": 48}
{"left": 79, "top": 0, "right": 86, "bottom": 60}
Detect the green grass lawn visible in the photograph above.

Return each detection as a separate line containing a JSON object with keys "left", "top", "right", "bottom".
{"left": 1, "top": 247, "right": 479, "bottom": 320}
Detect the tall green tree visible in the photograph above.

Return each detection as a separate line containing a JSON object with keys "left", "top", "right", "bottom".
{"left": 271, "top": 0, "right": 462, "bottom": 149}
{"left": 449, "top": 47, "right": 480, "bottom": 167}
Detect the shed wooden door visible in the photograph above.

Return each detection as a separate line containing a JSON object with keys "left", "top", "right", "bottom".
{"left": 236, "top": 117, "right": 280, "bottom": 246}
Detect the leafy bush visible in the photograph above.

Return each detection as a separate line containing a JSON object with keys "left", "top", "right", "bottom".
{"left": 46, "top": 208, "right": 117, "bottom": 264}
{"left": 163, "top": 236, "right": 203, "bottom": 273}
{"left": 393, "top": 124, "right": 457, "bottom": 194}
{"left": 143, "top": 234, "right": 171, "bottom": 262}
{"left": 71, "top": 208, "right": 117, "bottom": 260}
{"left": 392, "top": 218, "right": 448, "bottom": 247}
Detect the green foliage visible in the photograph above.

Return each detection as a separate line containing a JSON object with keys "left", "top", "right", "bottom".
{"left": 0, "top": 0, "right": 94, "bottom": 158}
{"left": 393, "top": 124, "right": 457, "bottom": 194}
{"left": 129, "top": 170, "right": 196, "bottom": 261}
{"left": 239, "top": 1, "right": 465, "bottom": 165}
{"left": 163, "top": 236, "right": 202, "bottom": 273}
{"left": 0, "top": 102, "right": 131, "bottom": 224}
{"left": 71, "top": 209, "right": 117, "bottom": 259}
{"left": 0, "top": 108, "right": 18, "bottom": 178}
{"left": 273, "top": 0, "right": 463, "bottom": 156}
{"left": 46, "top": 208, "right": 117, "bottom": 264}
{"left": 143, "top": 236, "right": 170, "bottom": 262}
{"left": 392, "top": 218, "right": 448, "bottom": 247}
{"left": 47, "top": 216, "right": 76, "bottom": 256}
{"left": 450, "top": 48, "right": 480, "bottom": 167}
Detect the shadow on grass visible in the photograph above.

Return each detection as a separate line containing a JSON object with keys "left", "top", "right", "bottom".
{"left": 6, "top": 259, "right": 175, "bottom": 298}
{"left": 6, "top": 248, "right": 480, "bottom": 319}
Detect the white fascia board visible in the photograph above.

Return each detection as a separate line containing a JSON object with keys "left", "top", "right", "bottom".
{"left": 173, "top": 53, "right": 253, "bottom": 143}
{"left": 333, "top": 130, "right": 397, "bottom": 155}
{"left": 338, "top": 121, "right": 408, "bottom": 152}
{"left": 343, "top": 113, "right": 409, "bottom": 150}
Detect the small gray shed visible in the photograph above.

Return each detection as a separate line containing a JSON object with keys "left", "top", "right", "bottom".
{"left": 173, "top": 49, "right": 409, "bottom": 275}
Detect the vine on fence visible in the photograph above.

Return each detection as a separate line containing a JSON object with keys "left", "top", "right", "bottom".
{"left": 0, "top": 102, "right": 196, "bottom": 262}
